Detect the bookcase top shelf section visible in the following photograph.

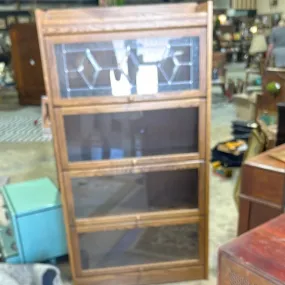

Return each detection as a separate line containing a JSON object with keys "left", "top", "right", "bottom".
{"left": 36, "top": 2, "right": 209, "bottom": 36}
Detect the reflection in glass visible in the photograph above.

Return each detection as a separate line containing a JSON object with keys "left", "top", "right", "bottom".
{"left": 55, "top": 36, "right": 200, "bottom": 98}
{"left": 71, "top": 169, "right": 198, "bottom": 218}
{"left": 64, "top": 107, "right": 199, "bottom": 162}
{"left": 79, "top": 224, "right": 199, "bottom": 270}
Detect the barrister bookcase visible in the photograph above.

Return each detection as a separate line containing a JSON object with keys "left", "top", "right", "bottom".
{"left": 36, "top": 2, "right": 213, "bottom": 284}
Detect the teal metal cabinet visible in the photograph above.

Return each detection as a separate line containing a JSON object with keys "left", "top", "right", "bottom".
{"left": 0, "top": 178, "right": 67, "bottom": 263}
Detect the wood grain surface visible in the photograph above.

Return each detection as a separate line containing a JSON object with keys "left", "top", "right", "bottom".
{"left": 221, "top": 214, "right": 285, "bottom": 284}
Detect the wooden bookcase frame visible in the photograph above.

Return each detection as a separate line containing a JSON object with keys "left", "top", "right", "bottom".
{"left": 36, "top": 2, "right": 213, "bottom": 284}
{"left": 70, "top": 216, "right": 205, "bottom": 277}
{"left": 54, "top": 99, "right": 206, "bottom": 170}
{"left": 62, "top": 161, "right": 205, "bottom": 227}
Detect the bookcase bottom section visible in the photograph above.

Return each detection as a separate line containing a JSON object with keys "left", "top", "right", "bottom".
{"left": 74, "top": 265, "right": 205, "bottom": 285}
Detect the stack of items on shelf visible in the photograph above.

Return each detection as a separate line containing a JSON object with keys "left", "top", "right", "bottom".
{"left": 231, "top": 121, "right": 257, "bottom": 141}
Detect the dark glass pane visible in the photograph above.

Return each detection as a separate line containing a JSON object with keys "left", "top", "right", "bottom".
{"left": 79, "top": 224, "right": 199, "bottom": 270}
{"left": 64, "top": 107, "right": 198, "bottom": 162}
{"left": 55, "top": 36, "right": 200, "bottom": 98}
{"left": 71, "top": 169, "right": 198, "bottom": 218}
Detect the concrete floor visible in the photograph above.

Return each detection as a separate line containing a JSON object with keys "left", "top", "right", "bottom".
{"left": 0, "top": 64, "right": 243, "bottom": 284}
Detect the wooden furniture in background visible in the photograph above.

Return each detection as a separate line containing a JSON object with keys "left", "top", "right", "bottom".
{"left": 212, "top": 52, "right": 226, "bottom": 95}
{"left": 219, "top": 214, "right": 285, "bottom": 285}
{"left": 238, "top": 144, "right": 285, "bottom": 235}
{"left": 256, "top": 67, "right": 285, "bottom": 118}
{"left": 263, "top": 68, "right": 285, "bottom": 104}
{"left": 36, "top": 2, "right": 213, "bottom": 285}
{"left": 233, "top": 129, "right": 266, "bottom": 208}
{"left": 9, "top": 23, "right": 45, "bottom": 105}
{"left": 257, "top": 119, "right": 277, "bottom": 150}
{"left": 277, "top": 103, "right": 285, "bottom": 146}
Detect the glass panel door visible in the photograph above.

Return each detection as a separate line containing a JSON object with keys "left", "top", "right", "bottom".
{"left": 55, "top": 36, "right": 200, "bottom": 99}
{"left": 63, "top": 107, "right": 199, "bottom": 163}
{"left": 70, "top": 168, "right": 199, "bottom": 219}
{"left": 79, "top": 223, "right": 200, "bottom": 270}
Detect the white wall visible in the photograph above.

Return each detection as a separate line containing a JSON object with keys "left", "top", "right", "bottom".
{"left": 257, "top": 0, "right": 285, "bottom": 15}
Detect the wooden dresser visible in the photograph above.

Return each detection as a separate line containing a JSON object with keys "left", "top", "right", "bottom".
{"left": 9, "top": 23, "right": 45, "bottom": 105}
{"left": 238, "top": 144, "right": 285, "bottom": 235}
{"left": 219, "top": 214, "right": 285, "bottom": 285}
{"left": 36, "top": 2, "right": 213, "bottom": 285}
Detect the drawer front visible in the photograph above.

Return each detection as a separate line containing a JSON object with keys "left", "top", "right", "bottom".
{"left": 55, "top": 99, "right": 206, "bottom": 170}
{"left": 238, "top": 197, "right": 282, "bottom": 235}
{"left": 249, "top": 201, "right": 282, "bottom": 231}
{"left": 241, "top": 165, "right": 285, "bottom": 206}
{"left": 0, "top": 226, "right": 18, "bottom": 260}
{"left": 219, "top": 254, "right": 276, "bottom": 285}
{"left": 18, "top": 208, "right": 67, "bottom": 262}
{"left": 63, "top": 162, "right": 205, "bottom": 225}
{"left": 48, "top": 28, "right": 206, "bottom": 106}
{"left": 72, "top": 217, "right": 205, "bottom": 276}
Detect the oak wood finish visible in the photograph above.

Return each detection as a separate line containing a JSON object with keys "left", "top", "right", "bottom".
{"left": 74, "top": 217, "right": 205, "bottom": 276}
{"left": 219, "top": 214, "right": 285, "bottom": 285}
{"left": 63, "top": 161, "right": 205, "bottom": 227}
{"left": 238, "top": 144, "right": 285, "bottom": 235}
{"left": 36, "top": 2, "right": 212, "bottom": 284}
{"left": 55, "top": 99, "right": 206, "bottom": 170}
{"left": 75, "top": 266, "right": 205, "bottom": 285}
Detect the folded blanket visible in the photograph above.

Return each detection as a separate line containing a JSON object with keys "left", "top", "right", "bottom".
{"left": 0, "top": 263, "right": 62, "bottom": 285}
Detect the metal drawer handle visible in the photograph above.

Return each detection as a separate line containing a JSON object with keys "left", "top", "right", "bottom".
{"left": 11, "top": 242, "right": 17, "bottom": 252}
{"left": 6, "top": 228, "right": 12, "bottom": 236}
{"left": 4, "top": 210, "right": 9, "bottom": 221}
{"left": 29, "top": 59, "right": 36, "bottom": 66}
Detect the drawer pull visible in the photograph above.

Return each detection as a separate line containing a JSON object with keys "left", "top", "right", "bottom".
{"left": 6, "top": 228, "right": 12, "bottom": 236}
{"left": 4, "top": 210, "right": 9, "bottom": 221}
{"left": 11, "top": 242, "right": 17, "bottom": 252}
{"left": 29, "top": 59, "right": 36, "bottom": 66}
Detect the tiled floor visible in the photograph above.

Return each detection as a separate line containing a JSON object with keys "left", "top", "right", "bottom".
{"left": 0, "top": 63, "right": 244, "bottom": 284}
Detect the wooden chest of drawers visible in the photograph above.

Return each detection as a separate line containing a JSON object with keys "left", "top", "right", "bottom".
{"left": 238, "top": 144, "right": 285, "bottom": 235}
{"left": 219, "top": 214, "right": 285, "bottom": 285}
{"left": 9, "top": 23, "right": 45, "bottom": 105}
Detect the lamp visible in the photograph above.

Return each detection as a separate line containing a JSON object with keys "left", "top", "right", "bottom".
{"left": 250, "top": 26, "right": 258, "bottom": 34}
{"left": 218, "top": 14, "right": 227, "bottom": 25}
{"left": 249, "top": 34, "right": 268, "bottom": 55}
